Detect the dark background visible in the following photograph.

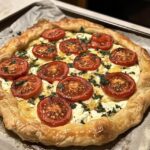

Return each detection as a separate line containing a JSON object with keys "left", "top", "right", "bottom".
{"left": 60, "top": 0, "right": 150, "bottom": 28}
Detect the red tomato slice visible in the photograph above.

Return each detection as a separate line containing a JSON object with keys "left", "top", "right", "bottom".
{"left": 110, "top": 48, "right": 138, "bottom": 67}
{"left": 59, "top": 38, "right": 87, "bottom": 55}
{"left": 73, "top": 53, "right": 101, "bottom": 71}
{"left": 41, "top": 28, "right": 65, "bottom": 41}
{"left": 37, "top": 61, "right": 69, "bottom": 83}
{"left": 11, "top": 75, "right": 42, "bottom": 99}
{"left": 32, "top": 44, "right": 57, "bottom": 59}
{"left": 37, "top": 97, "right": 72, "bottom": 127}
{"left": 56, "top": 76, "right": 93, "bottom": 102}
{"left": 0, "top": 57, "right": 29, "bottom": 80}
{"left": 89, "top": 33, "right": 113, "bottom": 50}
{"left": 101, "top": 72, "right": 136, "bottom": 100}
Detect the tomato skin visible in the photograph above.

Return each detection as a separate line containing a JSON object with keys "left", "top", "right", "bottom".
{"left": 37, "top": 97, "right": 72, "bottom": 127}
{"left": 0, "top": 57, "right": 29, "bottom": 80}
{"left": 32, "top": 44, "right": 57, "bottom": 59}
{"left": 41, "top": 28, "right": 65, "bottom": 41}
{"left": 101, "top": 72, "right": 136, "bottom": 100}
{"left": 110, "top": 48, "right": 138, "bottom": 67}
{"left": 56, "top": 76, "right": 93, "bottom": 102}
{"left": 11, "top": 75, "right": 42, "bottom": 99}
{"left": 73, "top": 53, "right": 101, "bottom": 71}
{"left": 89, "top": 33, "right": 113, "bottom": 50}
{"left": 59, "top": 38, "right": 87, "bottom": 55}
{"left": 37, "top": 61, "right": 69, "bottom": 83}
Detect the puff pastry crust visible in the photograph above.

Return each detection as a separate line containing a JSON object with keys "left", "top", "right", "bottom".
{"left": 0, "top": 18, "right": 150, "bottom": 147}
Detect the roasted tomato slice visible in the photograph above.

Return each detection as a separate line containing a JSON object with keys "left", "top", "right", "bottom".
{"left": 41, "top": 28, "right": 65, "bottom": 41}
{"left": 37, "top": 96, "right": 72, "bottom": 127}
{"left": 32, "top": 44, "right": 57, "bottom": 59}
{"left": 37, "top": 61, "right": 69, "bottom": 83}
{"left": 0, "top": 57, "right": 28, "bottom": 80}
{"left": 11, "top": 75, "right": 42, "bottom": 99}
{"left": 59, "top": 38, "right": 87, "bottom": 55}
{"left": 89, "top": 33, "right": 113, "bottom": 50}
{"left": 110, "top": 48, "right": 138, "bottom": 67}
{"left": 56, "top": 76, "right": 93, "bottom": 102}
{"left": 73, "top": 53, "right": 101, "bottom": 71}
{"left": 101, "top": 72, "right": 136, "bottom": 100}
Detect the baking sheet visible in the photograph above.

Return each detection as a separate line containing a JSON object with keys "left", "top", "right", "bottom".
{"left": 0, "top": 0, "right": 150, "bottom": 150}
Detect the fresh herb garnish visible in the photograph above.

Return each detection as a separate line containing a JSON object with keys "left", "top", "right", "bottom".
{"left": 57, "top": 83, "right": 64, "bottom": 90}
{"left": 102, "top": 62, "right": 111, "bottom": 69}
{"left": 16, "top": 31, "right": 21, "bottom": 35}
{"left": 70, "top": 72, "right": 77, "bottom": 76}
{"left": 100, "top": 51, "right": 110, "bottom": 56}
{"left": 88, "top": 76, "right": 99, "bottom": 86}
{"left": 96, "top": 103, "right": 105, "bottom": 113}
{"left": 50, "top": 92, "right": 56, "bottom": 97}
{"left": 39, "top": 95, "right": 45, "bottom": 100}
{"left": 92, "top": 94, "right": 103, "bottom": 100}
{"left": 99, "top": 75, "right": 109, "bottom": 85}
{"left": 30, "top": 58, "right": 39, "bottom": 67}
{"left": 47, "top": 47, "right": 55, "bottom": 52}
{"left": 10, "top": 59, "right": 16, "bottom": 64}
{"left": 14, "top": 80, "right": 26, "bottom": 86}
{"left": 70, "top": 103, "right": 77, "bottom": 109}
{"left": 68, "top": 63, "right": 74, "bottom": 68}
{"left": 115, "top": 104, "right": 121, "bottom": 109}
{"left": 28, "top": 98, "right": 35, "bottom": 105}
{"left": 3, "top": 67, "right": 9, "bottom": 73}
{"left": 79, "top": 26, "right": 85, "bottom": 33}
{"left": 17, "top": 50, "right": 27, "bottom": 58}
{"left": 80, "top": 120, "right": 85, "bottom": 124}
{"left": 78, "top": 71, "right": 87, "bottom": 75}
{"left": 54, "top": 56, "right": 64, "bottom": 61}
{"left": 129, "top": 71, "right": 135, "bottom": 74}
{"left": 47, "top": 85, "right": 51, "bottom": 89}
{"left": 79, "top": 101, "right": 90, "bottom": 111}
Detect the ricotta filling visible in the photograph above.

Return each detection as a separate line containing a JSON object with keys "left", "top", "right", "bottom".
{"left": 0, "top": 31, "right": 140, "bottom": 124}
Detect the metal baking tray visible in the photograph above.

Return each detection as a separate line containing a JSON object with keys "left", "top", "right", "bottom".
{"left": 0, "top": 1, "right": 150, "bottom": 150}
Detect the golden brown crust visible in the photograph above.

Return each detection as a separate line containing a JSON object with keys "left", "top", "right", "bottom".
{"left": 0, "top": 18, "right": 150, "bottom": 147}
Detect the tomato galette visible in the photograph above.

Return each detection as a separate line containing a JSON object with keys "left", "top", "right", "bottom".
{"left": 0, "top": 18, "right": 150, "bottom": 147}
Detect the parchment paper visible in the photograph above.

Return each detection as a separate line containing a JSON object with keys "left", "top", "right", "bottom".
{"left": 0, "top": 1, "right": 149, "bottom": 150}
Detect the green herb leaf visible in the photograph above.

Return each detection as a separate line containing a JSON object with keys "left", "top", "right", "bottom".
{"left": 57, "top": 83, "right": 64, "bottom": 90}
{"left": 78, "top": 71, "right": 87, "bottom": 75}
{"left": 17, "top": 50, "right": 27, "bottom": 58}
{"left": 39, "top": 95, "right": 45, "bottom": 100}
{"left": 129, "top": 71, "right": 135, "bottom": 74}
{"left": 3, "top": 67, "right": 9, "bottom": 73}
{"left": 54, "top": 56, "right": 65, "bottom": 61}
{"left": 70, "top": 103, "right": 77, "bottom": 109}
{"left": 99, "top": 75, "right": 109, "bottom": 86}
{"left": 79, "top": 101, "right": 90, "bottom": 111}
{"left": 80, "top": 120, "right": 85, "bottom": 124}
{"left": 92, "top": 94, "right": 103, "bottom": 100}
{"left": 68, "top": 63, "right": 74, "bottom": 68}
{"left": 28, "top": 98, "right": 35, "bottom": 105}
{"left": 102, "top": 62, "right": 111, "bottom": 69}
{"left": 30, "top": 58, "right": 39, "bottom": 67}
{"left": 47, "top": 85, "right": 51, "bottom": 89}
{"left": 50, "top": 92, "right": 56, "bottom": 97}
{"left": 14, "top": 80, "right": 26, "bottom": 86}
{"left": 79, "top": 26, "right": 85, "bottom": 33}
{"left": 115, "top": 104, "right": 121, "bottom": 109}
{"left": 96, "top": 103, "right": 105, "bottom": 113}
{"left": 88, "top": 76, "right": 99, "bottom": 86}
{"left": 70, "top": 72, "right": 77, "bottom": 76}
{"left": 100, "top": 51, "right": 110, "bottom": 56}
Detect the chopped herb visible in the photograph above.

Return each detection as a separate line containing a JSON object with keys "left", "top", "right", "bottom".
{"left": 14, "top": 80, "right": 26, "bottom": 86}
{"left": 77, "top": 36, "right": 89, "bottom": 43}
{"left": 57, "top": 83, "right": 64, "bottom": 90}
{"left": 50, "top": 41, "right": 57, "bottom": 45}
{"left": 10, "top": 59, "right": 16, "bottom": 64}
{"left": 70, "top": 72, "right": 77, "bottom": 76}
{"left": 66, "top": 53, "right": 72, "bottom": 56}
{"left": 99, "top": 75, "right": 109, "bottom": 86}
{"left": 4, "top": 78, "right": 8, "bottom": 82}
{"left": 68, "top": 63, "right": 74, "bottom": 68}
{"left": 28, "top": 98, "right": 35, "bottom": 105}
{"left": 79, "top": 101, "right": 90, "bottom": 111}
{"left": 80, "top": 120, "right": 85, "bottom": 124}
{"left": 88, "top": 76, "right": 99, "bottom": 86}
{"left": 54, "top": 56, "right": 64, "bottom": 61}
{"left": 129, "top": 71, "right": 135, "bottom": 74}
{"left": 47, "top": 85, "right": 51, "bottom": 89}
{"left": 78, "top": 71, "right": 87, "bottom": 75}
{"left": 115, "top": 104, "right": 121, "bottom": 109}
{"left": 16, "top": 31, "right": 21, "bottom": 35}
{"left": 101, "top": 114, "right": 107, "bottom": 117}
{"left": 17, "top": 50, "right": 27, "bottom": 58}
{"left": 122, "top": 67, "right": 127, "bottom": 69}
{"left": 70, "top": 103, "right": 77, "bottom": 109}
{"left": 39, "top": 95, "right": 45, "bottom": 100}
{"left": 100, "top": 51, "right": 110, "bottom": 56}
{"left": 92, "top": 94, "right": 103, "bottom": 100}
{"left": 102, "top": 62, "right": 111, "bottom": 69}
{"left": 30, "top": 58, "right": 39, "bottom": 67}
{"left": 79, "top": 26, "right": 85, "bottom": 33}
{"left": 3, "top": 67, "right": 9, "bottom": 73}
{"left": 112, "top": 107, "right": 117, "bottom": 113}
{"left": 50, "top": 92, "right": 56, "bottom": 97}
{"left": 47, "top": 47, "right": 55, "bottom": 52}
{"left": 96, "top": 103, "right": 105, "bottom": 113}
